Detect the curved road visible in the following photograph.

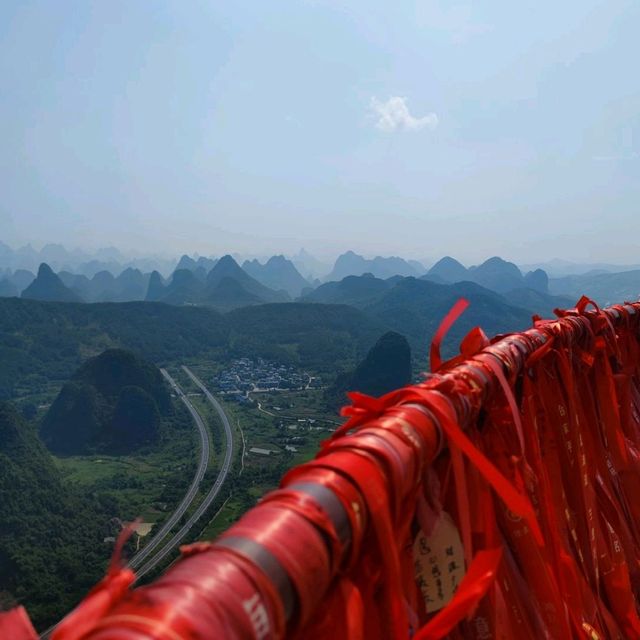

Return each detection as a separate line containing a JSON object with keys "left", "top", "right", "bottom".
{"left": 41, "top": 368, "right": 211, "bottom": 638}
{"left": 128, "top": 369, "right": 210, "bottom": 569}
{"left": 135, "top": 366, "right": 234, "bottom": 579}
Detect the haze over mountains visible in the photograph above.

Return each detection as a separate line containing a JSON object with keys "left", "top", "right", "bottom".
{"left": 325, "top": 251, "right": 426, "bottom": 281}
{"left": 0, "top": 242, "right": 177, "bottom": 279}
{"left": 145, "top": 255, "right": 289, "bottom": 310}
{"left": 242, "top": 255, "right": 311, "bottom": 298}
{"left": 425, "top": 256, "right": 549, "bottom": 294}
{"left": 0, "top": 259, "right": 577, "bottom": 406}
{"left": 21, "top": 264, "right": 83, "bottom": 303}
{"left": 1, "top": 244, "right": 639, "bottom": 309}
{"left": 0, "top": 245, "right": 636, "bottom": 627}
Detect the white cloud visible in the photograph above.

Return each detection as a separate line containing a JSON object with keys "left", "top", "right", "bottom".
{"left": 369, "top": 97, "right": 438, "bottom": 133}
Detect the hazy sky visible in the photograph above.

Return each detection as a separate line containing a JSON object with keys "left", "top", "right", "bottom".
{"left": 1, "top": 1, "right": 638, "bottom": 263}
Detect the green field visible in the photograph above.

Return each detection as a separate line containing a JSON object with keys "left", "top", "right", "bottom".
{"left": 10, "top": 355, "right": 341, "bottom": 588}
{"left": 53, "top": 402, "right": 197, "bottom": 523}
{"left": 175, "top": 360, "right": 343, "bottom": 541}
{"left": 16, "top": 357, "right": 341, "bottom": 544}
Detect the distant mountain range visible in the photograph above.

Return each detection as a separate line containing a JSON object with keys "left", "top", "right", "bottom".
{"left": 308, "top": 276, "right": 535, "bottom": 351}
{"left": 0, "top": 268, "right": 36, "bottom": 295}
{"left": 175, "top": 254, "right": 219, "bottom": 276}
{"left": 519, "top": 259, "right": 640, "bottom": 278}
{"left": 0, "top": 241, "right": 176, "bottom": 278}
{"left": 1, "top": 246, "right": 639, "bottom": 310}
{"left": 58, "top": 267, "right": 150, "bottom": 302}
{"left": 303, "top": 272, "right": 574, "bottom": 335}
{"left": 325, "top": 250, "right": 426, "bottom": 281}
{"left": 304, "top": 273, "right": 392, "bottom": 307}
{"left": 146, "top": 255, "right": 290, "bottom": 310}
{"left": 425, "top": 256, "right": 549, "bottom": 294}
{"left": 548, "top": 270, "right": 640, "bottom": 305}
{"left": 242, "top": 255, "right": 310, "bottom": 298}
{"left": 290, "top": 248, "right": 331, "bottom": 281}
{"left": 421, "top": 255, "right": 640, "bottom": 306}
{"left": 306, "top": 255, "right": 571, "bottom": 310}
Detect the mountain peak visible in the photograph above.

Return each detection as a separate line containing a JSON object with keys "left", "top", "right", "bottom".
{"left": 206, "top": 255, "right": 288, "bottom": 307}
{"left": 37, "top": 262, "right": 55, "bottom": 278}
{"left": 472, "top": 257, "right": 521, "bottom": 276}
{"left": 427, "top": 257, "right": 468, "bottom": 283}
{"left": 41, "top": 349, "right": 170, "bottom": 455}
{"left": 328, "top": 252, "right": 419, "bottom": 281}
{"left": 176, "top": 254, "right": 197, "bottom": 271}
{"left": 432, "top": 256, "right": 465, "bottom": 268}
{"left": 207, "top": 255, "right": 244, "bottom": 283}
{"left": 325, "top": 331, "right": 412, "bottom": 410}
{"left": 216, "top": 254, "right": 241, "bottom": 269}
{"left": 242, "top": 255, "right": 309, "bottom": 298}
{"left": 21, "top": 263, "right": 83, "bottom": 303}
{"left": 266, "top": 254, "right": 288, "bottom": 265}
{"left": 524, "top": 268, "right": 549, "bottom": 293}
{"left": 145, "top": 270, "right": 165, "bottom": 302}
{"left": 92, "top": 270, "right": 115, "bottom": 286}
{"left": 486, "top": 256, "right": 505, "bottom": 262}
{"left": 465, "top": 257, "right": 523, "bottom": 293}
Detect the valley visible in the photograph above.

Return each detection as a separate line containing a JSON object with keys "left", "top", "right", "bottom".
{"left": 2, "top": 247, "right": 639, "bottom": 630}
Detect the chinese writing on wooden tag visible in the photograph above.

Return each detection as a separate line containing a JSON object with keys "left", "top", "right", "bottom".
{"left": 413, "top": 511, "right": 465, "bottom": 613}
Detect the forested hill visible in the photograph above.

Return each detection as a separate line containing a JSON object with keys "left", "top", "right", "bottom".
{"left": 40, "top": 349, "right": 172, "bottom": 455}
{"left": 0, "top": 298, "right": 384, "bottom": 400}
{"left": 0, "top": 402, "right": 109, "bottom": 628}
{"left": 0, "top": 279, "right": 559, "bottom": 403}
{"left": 325, "top": 331, "right": 412, "bottom": 411}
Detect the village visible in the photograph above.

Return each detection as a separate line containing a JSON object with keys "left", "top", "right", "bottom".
{"left": 205, "top": 358, "right": 333, "bottom": 459}
{"left": 211, "top": 358, "right": 322, "bottom": 399}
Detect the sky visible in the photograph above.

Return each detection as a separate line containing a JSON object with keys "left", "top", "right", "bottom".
{"left": 0, "top": 0, "right": 638, "bottom": 264}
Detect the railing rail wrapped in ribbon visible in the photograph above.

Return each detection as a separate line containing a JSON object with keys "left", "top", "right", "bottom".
{"left": 5, "top": 298, "right": 640, "bottom": 639}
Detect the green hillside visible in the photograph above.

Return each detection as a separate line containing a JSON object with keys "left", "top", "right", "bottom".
{"left": 0, "top": 298, "right": 384, "bottom": 399}
{"left": 40, "top": 349, "right": 171, "bottom": 454}
{"left": 326, "top": 331, "right": 412, "bottom": 410}
{"left": 365, "top": 278, "right": 532, "bottom": 358}
{"left": 0, "top": 402, "right": 109, "bottom": 629}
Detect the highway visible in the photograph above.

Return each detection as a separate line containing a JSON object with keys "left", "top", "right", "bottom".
{"left": 134, "top": 366, "right": 234, "bottom": 579}
{"left": 40, "top": 368, "right": 211, "bottom": 638}
{"left": 127, "top": 368, "right": 210, "bottom": 569}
